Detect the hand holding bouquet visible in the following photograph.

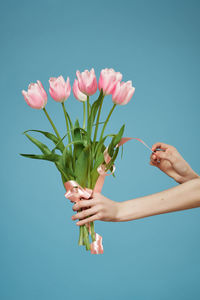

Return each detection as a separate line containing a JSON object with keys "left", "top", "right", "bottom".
{"left": 21, "top": 68, "right": 135, "bottom": 254}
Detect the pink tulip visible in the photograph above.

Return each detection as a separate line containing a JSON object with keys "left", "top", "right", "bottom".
{"left": 76, "top": 68, "right": 97, "bottom": 96}
{"left": 112, "top": 81, "right": 135, "bottom": 105}
{"left": 73, "top": 79, "right": 87, "bottom": 102}
{"left": 49, "top": 76, "right": 71, "bottom": 102}
{"left": 98, "top": 68, "right": 122, "bottom": 95}
{"left": 22, "top": 80, "right": 47, "bottom": 109}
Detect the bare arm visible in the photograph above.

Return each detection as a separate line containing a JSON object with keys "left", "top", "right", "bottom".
{"left": 72, "top": 178, "right": 200, "bottom": 225}
{"left": 72, "top": 143, "right": 199, "bottom": 225}
{"left": 116, "top": 178, "right": 200, "bottom": 222}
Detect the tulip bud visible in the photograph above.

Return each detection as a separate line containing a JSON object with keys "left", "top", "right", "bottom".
{"left": 73, "top": 79, "right": 87, "bottom": 102}
{"left": 49, "top": 76, "right": 71, "bottom": 103}
{"left": 112, "top": 81, "right": 135, "bottom": 105}
{"left": 98, "top": 68, "right": 122, "bottom": 95}
{"left": 76, "top": 68, "right": 97, "bottom": 96}
{"left": 22, "top": 80, "right": 47, "bottom": 109}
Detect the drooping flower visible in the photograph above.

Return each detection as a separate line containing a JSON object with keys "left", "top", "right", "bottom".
{"left": 49, "top": 76, "right": 71, "bottom": 102}
{"left": 22, "top": 80, "right": 47, "bottom": 109}
{"left": 73, "top": 79, "right": 87, "bottom": 102}
{"left": 98, "top": 68, "right": 122, "bottom": 95}
{"left": 112, "top": 81, "right": 135, "bottom": 105}
{"left": 76, "top": 68, "right": 97, "bottom": 96}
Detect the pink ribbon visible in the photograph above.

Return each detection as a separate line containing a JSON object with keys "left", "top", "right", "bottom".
{"left": 64, "top": 137, "right": 152, "bottom": 254}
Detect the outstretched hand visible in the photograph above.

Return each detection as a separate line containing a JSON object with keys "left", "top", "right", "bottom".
{"left": 71, "top": 191, "right": 120, "bottom": 226}
{"left": 150, "top": 142, "right": 199, "bottom": 183}
{"left": 71, "top": 142, "right": 199, "bottom": 226}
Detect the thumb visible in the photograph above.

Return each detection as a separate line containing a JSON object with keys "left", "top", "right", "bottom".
{"left": 155, "top": 150, "right": 175, "bottom": 164}
{"left": 85, "top": 187, "right": 93, "bottom": 198}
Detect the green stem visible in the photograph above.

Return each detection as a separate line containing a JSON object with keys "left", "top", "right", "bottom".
{"left": 86, "top": 96, "right": 92, "bottom": 175}
{"left": 88, "top": 147, "right": 91, "bottom": 188}
{"left": 43, "top": 107, "right": 62, "bottom": 141}
{"left": 93, "top": 95, "right": 104, "bottom": 146}
{"left": 87, "top": 96, "right": 90, "bottom": 130}
{"left": 99, "top": 103, "right": 116, "bottom": 141}
{"left": 90, "top": 221, "right": 96, "bottom": 242}
{"left": 78, "top": 225, "right": 84, "bottom": 246}
{"left": 83, "top": 102, "right": 86, "bottom": 129}
{"left": 61, "top": 102, "right": 72, "bottom": 155}
{"left": 83, "top": 225, "right": 90, "bottom": 251}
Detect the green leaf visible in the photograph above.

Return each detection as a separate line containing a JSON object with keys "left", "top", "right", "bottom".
{"left": 24, "top": 133, "right": 52, "bottom": 155}
{"left": 20, "top": 153, "right": 60, "bottom": 162}
{"left": 74, "top": 119, "right": 80, "bottom": 129}
{"left": 108, "top": 124, "right": 125, "bottom": 157}
{"left": 55, "top": 161, "right": 69, "bottom": 181}
{"left": 105, "top": 147, "right": 119, "bottom": 171}
{"left": 75, "top": 146, "right": 90, "bottom": 187}
{"left": 55, "top": 156, "right": 75, "bottom": 181}
{"left": 62, "top": 139, "right": 87, "bottom": 151}
{"left": 62, "top": 143, "right": 73, "bottom": 172}
{"left": 90, "top": 152, "right": 105, "bottom": 188}
{"left": 91, "top": 90, "right": 104, "bottom": 124}
{"left": 24, "top": 129, "right": 64, "bottom": 152}
{"left": 87, "top": 90, "right": 104, "bottom": 142}
{"left": 61, "top": 138, "right": 87, "bottom": 179}
{"left": 73, "top": 119, "right": 84, "bottom": 161}
{"left": 112, "top": 124, "right": 125, "bottom": 147}
{"left": 94, "top": 133, "right": 115, "bottom": 158}
{"left": 51, "top": 133, "right": 67, "bottom": 153}
{"left": 91, "top": 152, "right": 104, "bottom": 176}
{"left": 79, "top": 128, "right": 89, "bottom": 141}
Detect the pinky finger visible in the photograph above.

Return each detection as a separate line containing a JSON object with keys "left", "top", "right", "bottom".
{"left": 76, "top": 214, "right": 99, "bottom": 226}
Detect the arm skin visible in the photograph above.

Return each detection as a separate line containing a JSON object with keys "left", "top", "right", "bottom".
{"left": 116, "top": 178, "right": 200, "bottom": 222}
{"left": 72, "top": 142, "right": 200, "bottom": 226}
{"left": 72, "top": 178, "right": 200, "bottom": 225}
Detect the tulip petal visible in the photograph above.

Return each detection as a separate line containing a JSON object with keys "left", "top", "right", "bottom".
{"left": 49, "top": 75, "right": 71, "bottom": 102}
{"left": 111, "top": 79, "right": 135, "bottom": 106}
{"left": 98, "top": 68, "right": 123, "bottom": 95}
{"left": 76, "top": 68, "right": 97, "bottom": 96}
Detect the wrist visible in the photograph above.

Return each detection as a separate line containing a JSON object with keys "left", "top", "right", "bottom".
{"left": 177, "top": 170, "right": 199, "bottom": 184}
{"left": 113, "top": 201, "right": 122, "bottom": 222}
{"left": 114, "top": 200, "right": 140, "bottom": 222}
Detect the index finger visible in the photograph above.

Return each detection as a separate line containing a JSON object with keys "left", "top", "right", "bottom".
{"left": 72, "top": 199, "right": 96, "bottom": 211}
{"left": 150, "top": 152, "right": 157, "bottom": 161}
{"left": 152, "top": 142, "right": 170, "bottom": 152}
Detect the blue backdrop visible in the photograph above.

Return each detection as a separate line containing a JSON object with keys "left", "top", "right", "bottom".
{"left": 1, "top": 0, "right": 200, "bottom": 299}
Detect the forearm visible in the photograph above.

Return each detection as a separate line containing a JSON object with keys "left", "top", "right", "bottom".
{"left": 117, "top": 178, "right": 200, "bottom": 222}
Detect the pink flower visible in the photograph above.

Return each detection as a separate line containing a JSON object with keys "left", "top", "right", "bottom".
{"left": 112, "top": 81, "right": 135, "bottom": 105}
{"left": 76, "top": 68, "right": 97, "bottom": 96}
{"left": 73, "top": 79, "right": 87, "bottom": 102}
{"left": 98, "top": 68, "right": 122, "bottom": 95}
{"left": 49, "top": 76, "right": 71, "bottom": 102}
{"left": 22, "top": 80, "right": 47, "bottom": 109}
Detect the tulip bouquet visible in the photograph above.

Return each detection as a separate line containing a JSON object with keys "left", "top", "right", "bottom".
{"left": 21, "top": 68, "right": 135, "bottom": 254}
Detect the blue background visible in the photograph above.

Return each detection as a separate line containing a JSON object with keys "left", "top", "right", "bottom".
{"left": 1, "top": 0, "right": 200, "bottom": 299}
